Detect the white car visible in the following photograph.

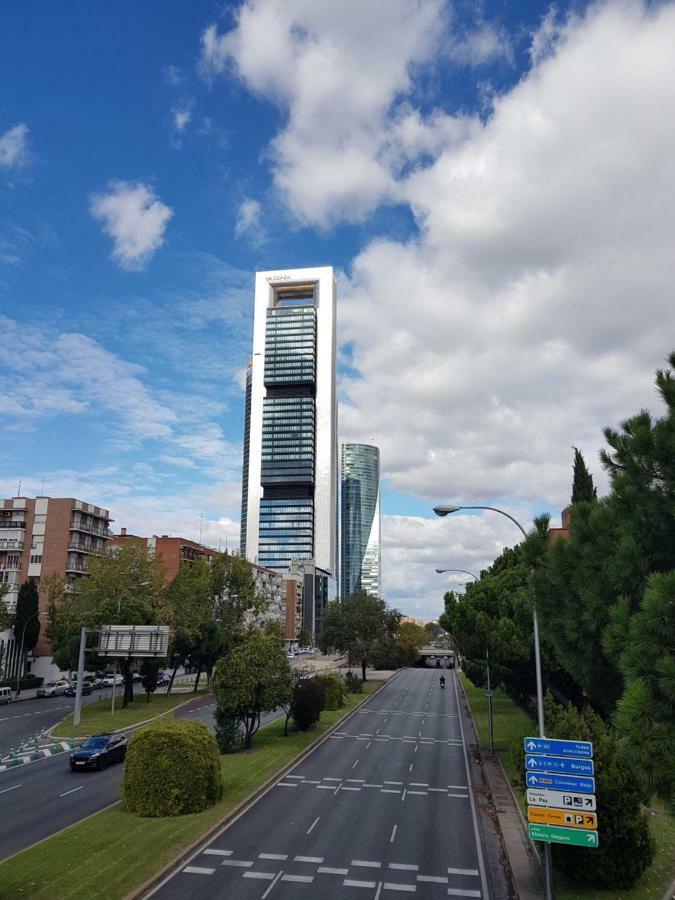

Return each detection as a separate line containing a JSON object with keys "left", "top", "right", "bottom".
{"left": 102, "top": 674, "right": 124, "bottom": 687}
{"left": 37, "top": 679, "right": 70, "bottom": 698}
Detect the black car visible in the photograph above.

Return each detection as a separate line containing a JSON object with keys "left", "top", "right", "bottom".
{"left": 65, "top": 681, "right": 93, "bottom": 697}
{"left": 69, "top": 733, "right": 127, "bottom": 771}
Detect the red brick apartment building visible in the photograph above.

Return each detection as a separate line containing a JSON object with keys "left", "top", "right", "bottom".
{"left": 108, "top": 528, "right": 216, "bottom": 581}
{"left": 0, "top": 496, "right": 111, "bottom": 679}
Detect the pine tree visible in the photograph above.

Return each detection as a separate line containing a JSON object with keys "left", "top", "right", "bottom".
{"left": 571, "top": 446, "right": 597, "bottom": 503}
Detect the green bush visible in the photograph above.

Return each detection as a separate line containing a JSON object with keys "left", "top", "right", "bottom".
{"left": 313, "top": 673, "right": 344, "bottom": 709}
{"left": 292, "top": 679, "right": 325, "bottom": 731}
{"left": 343, "top": 671, "right": 363, "bottom": 694}
{"left": 214, "top": 704, "right": 241, "bottom": 754}
{"left": 0, "top": 675, "right": 43, "bottom": 690}
{"left": 124, "top": 718, "right": 222, "bottom": 817}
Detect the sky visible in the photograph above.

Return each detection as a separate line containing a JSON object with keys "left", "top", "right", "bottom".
{"left": 2, "top": 0, "right": 675, "bottom": 620}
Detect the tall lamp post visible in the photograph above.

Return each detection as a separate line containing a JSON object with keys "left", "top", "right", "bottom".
{"left": 434, "top": 504, "right": 554, "bottom": 900}
{"left": 435, "top": 567, "right": 494, "bottom": 758}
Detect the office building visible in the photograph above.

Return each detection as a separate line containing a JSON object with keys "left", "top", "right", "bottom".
{"left": 241, "top": 267, "right": 338, "bottom": 577}
{"left": 340, "top": 443, "right": 381, "bottom": 599}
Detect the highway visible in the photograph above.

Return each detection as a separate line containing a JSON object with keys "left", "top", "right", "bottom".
{"left": 149, "top": 668, "right": 496, "bottom": 900}
{"left": 0, "top": 693, "right": 280, "bottom": 861}
{"left": 0, "top": 692, "right": 104, "bottom": 754}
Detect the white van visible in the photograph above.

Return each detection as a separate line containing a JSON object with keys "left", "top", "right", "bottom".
{"left": 0, "top": 686, "right": 12, "bottom": 705}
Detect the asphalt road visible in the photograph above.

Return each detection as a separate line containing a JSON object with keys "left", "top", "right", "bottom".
{"left": 0, "top": 691, "right": 105, "bottom": 754}
{"left": 0, "top": 693, "right": 285, "bottom": 861}
{"left": 149, "top": 668, "right": 492, "bottom": 900}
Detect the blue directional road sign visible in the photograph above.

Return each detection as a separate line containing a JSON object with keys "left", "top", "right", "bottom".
{"left": 526, "top": 754, "right": 594, "bottom": 776}
{"left": 524, "top": 737, "right": 593, "bottom": 759}
{"left": 526, "top": 771, "right": 596, "bottom": 794}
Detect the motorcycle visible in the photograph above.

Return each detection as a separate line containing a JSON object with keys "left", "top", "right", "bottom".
{"left": 439, "top": 677, "right": 446, "bottom": 689}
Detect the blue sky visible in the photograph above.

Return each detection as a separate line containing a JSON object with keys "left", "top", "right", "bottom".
{"left": 2, "top": 1, "right": 674, "bottom": 617}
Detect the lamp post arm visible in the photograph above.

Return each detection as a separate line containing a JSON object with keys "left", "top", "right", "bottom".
{"left": 456, "top": 506, "right": 528, "bottom": 540}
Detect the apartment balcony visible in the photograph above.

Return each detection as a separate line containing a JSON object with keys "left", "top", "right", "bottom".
{"left": 0, "top": 521, "right": 26, "bottom": 530}
{"left": 67, "top": 542, "right": 102, "bottom": 554}
{"left": 69, "top": 522, "right": 112, "bottom": 537}
{"left": 0, "top": 538, "right": 24, "bottom": 550}
{"left": 65, "top": 561, "right": 89, "bottom": 573}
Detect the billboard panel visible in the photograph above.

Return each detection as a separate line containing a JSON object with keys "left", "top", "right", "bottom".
{"left": 97, "top": 625, "right": 169, "bottom": 658}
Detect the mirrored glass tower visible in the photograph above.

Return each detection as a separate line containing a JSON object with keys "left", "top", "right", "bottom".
{"left": 340, "top": 443, "right": 381, "bottom": 599}
{"left": 241, "top": 267, "right": 337, "bottom": 577}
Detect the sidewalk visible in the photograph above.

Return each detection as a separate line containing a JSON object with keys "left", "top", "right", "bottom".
{"left": 482, "top": 752, "right": 544, "bottom": 900}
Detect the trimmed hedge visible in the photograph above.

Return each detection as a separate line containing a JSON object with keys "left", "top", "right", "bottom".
{"left": 313, "top": 673, "right": 344, "bottom": 710}
{"left": 291, "top": 678, "right": 325, "bottom": 731}
{"left": 343, "top": 671, "right": 363, "bottom": 694}
{"left": 0, "top": 675, "right": 44, "bottom": 690}
{"left": 124, "top": 718, "right": 223, "bottom": 817}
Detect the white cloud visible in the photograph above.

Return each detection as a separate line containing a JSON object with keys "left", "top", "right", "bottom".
{"left": 235, "top": 197, "right": 264, "bottom": 243}
{"left": 173, "top": 107, "right": 192, "bottom": 133}
{"left": 89, "top": 181, "right": 173, "bottom": 270}
{"left": 448, "top": 22, "right": 513, "bottom": 67}
{"left": 0, "top": 123, "right": 31, "bottom": 170}
{"left": 200, "top": 0, "right": 446, "bottom": 226}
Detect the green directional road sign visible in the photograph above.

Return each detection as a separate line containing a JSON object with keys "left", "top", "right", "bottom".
{"left": 528, "top": 823, "right": 599, "bottom": 847}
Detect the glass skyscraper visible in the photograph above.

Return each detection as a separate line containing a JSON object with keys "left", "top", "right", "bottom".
{"left": 241, "top": 267, "right": 337, "bottom": 578}
{"left": 340, "top": 443, "right": 381, "bottom": 599}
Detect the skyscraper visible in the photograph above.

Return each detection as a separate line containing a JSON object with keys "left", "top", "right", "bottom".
{"left": 340, "top": 443, "right": 381, "bottom": 599}
{"left": 241, "top": 267, "right": 337, "bottom": 577}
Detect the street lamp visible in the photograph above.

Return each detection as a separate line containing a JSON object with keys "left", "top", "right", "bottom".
{"left": 434, "top": 503, "right": 553, "bottom": 900}
{"left": 435, "top": 567, "right": 494, "bottom": 758}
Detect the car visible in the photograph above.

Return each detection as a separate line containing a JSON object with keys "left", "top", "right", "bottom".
{"left": 65, "top": 681, "right": 93, "bottom": 697}
{"left": 69, "top": 733, "right": 128, "bottom": 771}
{"left": 90, "top": 676, "right": 105, "bottom": 690}
{"left": 102, "top": 674, "right": 124, "bottom": 687}
{"left": 36, "top": 679, "right": 70, "bottom": 698}
{"left": 156, "top": 673, "right": 170, "bottom": 687}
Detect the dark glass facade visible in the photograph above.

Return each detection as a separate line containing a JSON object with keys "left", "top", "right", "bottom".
{"left": 239, "top": 365, "right": 252, "bottom": 557}
{"left": 340, "top": 444, "right": 380, "bottom": 599}
{"left": 258, "top": 305, "right": 318, "bottom": 570}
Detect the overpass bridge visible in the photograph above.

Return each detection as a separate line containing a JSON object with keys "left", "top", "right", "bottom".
{"left": 418, "top": 646, "right": 455, "bottom": 668}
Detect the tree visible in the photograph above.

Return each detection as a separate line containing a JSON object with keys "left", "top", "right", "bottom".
{"left": 297, "top": 626, "right": 311, "bottom": 647}
{"left": 212, "top": 629, "right": 292, "bottom": 749}
{"left": 424, "top": 621, "right": 442, "bottom": 643}
{"left": 0, "top": 583, "right": 9, "bottom": 633}
{"left": 13, "top": 580, "right": 40, "bottom": 679}
{"left": 613, "top": 572, "right": 675, "bottom": 810}
{"left": 319, "top": 593, "right": 401, "bottom": 681}
{"left": 140, "top": 658, "right": 160, "bottom": 701}
{"left": 210, "top": 552, "right": 268, "bottom": 631}
{"left": 291, "top": 678, "right": 325, "bottom": 731}
{"left": 571, "top": 446, "right": 597, "bottom": 503}
{"left": 46, "top": 542, "right": 168, "bottom": 707}
{"left": 396, "top": 621, "right": 427, "bottom": 666}
{"left": 192, "top": 620, "right": 230, "bottom": 692}
{"left": 281, "top": 665, "right": 312, "bottom": 736}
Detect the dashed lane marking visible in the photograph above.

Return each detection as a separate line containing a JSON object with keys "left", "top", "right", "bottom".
{"left": 243, "top": 871, "right": 275, "bottom": 880}
{"left": 307, "top": 816, "right": 320, "bottom": 834}
{"left": 220, "top": 859, "right": 253, "bottom": 867}
{"left": 58, "top": 786, "right": 82, "bottom": 798}
{"left": 389, "top": 864, "right": 418, "bottom": 871}
{"left": 418, "top": 874, "right": 448, "bottom": 883}
{"left": 184, "top": 866, "right": 215, "bottom": 875}
{"left": 0, "top": 783, "right": 22, "bottom": 795}
{"left": 282, "top": 874, "right": 314, "bottom": 883}
{"left": 318, "top": 867, "right": 349, "bottom": 875}
{"left": 259, "top": 853, "right": 287, "bottom": 860}
{"left": 351, "top": 860, "right": 381, "bottom": 868}
{"left": 390, "top": 824, "right": 397, "bottom": 843}
{"left": 344, "top": 879, "right": 377, "bottom": 889}
{"left": 384, "top": 884, "right": 416, "bottom": 893}
{"left": 203, "top": 849, "right": 232, "bottom": 856}
{"left": 294, "top": 855, "right": 323, "bottom": 864}
{"left": 446, "top": 890, "right": 481, "bottom": 898}
{"left": 448, "top": 867, "right": 480, "bottom": 876}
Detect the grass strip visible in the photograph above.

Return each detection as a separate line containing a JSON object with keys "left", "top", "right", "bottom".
{"left": 52, "top": 692, "right": 206, "bottom": 740}
{"left": 0, "top": 682, "right": 381, "bottom": 900}
{"left": 459, "top": 671, "right": 675, "bottom": 900}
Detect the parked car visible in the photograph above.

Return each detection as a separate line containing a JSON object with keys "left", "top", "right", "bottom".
{"left": 102, "top": 674, "right": 124, "bottom": 687}
{"left": 156, "top": 673, "right": 170, "bottom": 687}
{"left": 65, "top": 681, "right": 93, "bottom": 697}
{"left": 36, "top": 679, "right": 70, "bottom": 698}
{"left": 90, "top": 676, "right": 105, "bottom": 690}
{"left": 0, "top": 686, "right": 12, "bottom": 705}
{"left": 69, "top": 733, "right": 128, "bottom": 771}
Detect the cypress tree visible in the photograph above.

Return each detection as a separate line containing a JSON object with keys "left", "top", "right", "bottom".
{"left": 13, "top": 579, "right": 40, "bottom": 651}
{"left": 571, "top": 446, "right": 597, "bottom": 503}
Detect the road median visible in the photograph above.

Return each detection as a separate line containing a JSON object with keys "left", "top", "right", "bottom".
{"left": 0, "top": 678, "right": 391, "bottom": 900}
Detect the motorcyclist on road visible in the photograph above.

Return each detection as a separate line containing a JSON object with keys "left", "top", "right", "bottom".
{"left": 439, "top": 675, "right": 446, "bottom": 688}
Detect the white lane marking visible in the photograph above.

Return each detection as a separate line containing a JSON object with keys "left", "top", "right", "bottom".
{"left": 408, "top": 791, "right": 427, "bottom": 796}
{"left": 447, "top": 867, "right": 479, "bottom": 876}
{"left": 324, "top": 777, "right": 342, "bottom": 781}
{"left": 384, "top": 781, "right": 403, "bottom": 785}
{"left": 351, "top": 860, "right": 381, "bottom": 868}
{"left": 286, "top": 775, "right": 304, "bottom": 779}
{"left": 243, "top": 871, "right": 275, "bottom": 880}
{"left": 0, "top": 783, "right": 22, "bottom": 795}
{"left": 384, "top": 885, "right": 416, "bottom": 893}
{"left": 304, "top": 779, "right": 320, "bottom": 784}
{"left": 352, "top": 759, "right": 359, "bottom": 768}
{"left": 346, "top": 778, "right": 365, "bottom": 783}
{"left": 282, "top": 874, "right": 314, "bottom": 883}
{"left": 414, "top": 744, "right": 418, "bottom": 753}
{"left": 277, "top": 782, "right": 297, "bottom": 787}
{"left": 410, "top": 783, "right": 428, "bottom": 787}
{"left": 389, "top": 864, "right": 418, "bottom": 871}
{"left": 344, "top": 879, "right": 377, "bottom": 888}
{"left": 448, "top": 793, "right": 470, "bottom": 799}
{"left": 307, "top": 816, "right": 320, "bottom": 834}
{"left": 401, "top": 789, "right": 407, "bottom": 802}
{"left": 316, "top": 784, "right": 334, "bottom": 789}
{"left": 374, "top": 882, "right": 383, "bottom": 900}
{"left": 262, "top": 871, "right": 283, "bottom": 898}
{"left": 448, "top": 784, "right": 468, "bottom": 790}
{"left": 364, "top": 783, "right": 382, "bottom": 788}
{"left": 59, "top": 786, "right": 83, "bottom": 798}
{"left": 366, "top": 741, "right": 372, "bottom": 749}
{"left": 203, "top": 849, "right": 232, "bottom": 856}
{"left": 318, "top": 867, "right": 349, "bottom": 875}
{"left": 418, "top": 874, "right": 448, "bottom": 883}
{"left": 390, "top": 824, "right": 397, "bottom": 843}
{"left": 446, "top": 890, "right": 481, "bottom": 898}
{"left": 183, "top": 866, "right": 215, "bottom": 875}
{"left": 341, "top": 786, "right": 361, "bottom": 791}
{"left": 294, "top": 855, "right": 323, "bottom": 863}
{"left": 259, "top": 853, "right": 288, "bottom": 860}
{"left": 220, "top": 859, "right": 253, "bottom": 867}
{"left": 381, "top": 788, "right": 401, "bottom": 794}
{"left": 409, "top": 764, "right": 413, "bottom": 773}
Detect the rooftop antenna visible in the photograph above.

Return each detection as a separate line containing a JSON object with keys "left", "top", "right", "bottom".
{"left": 199, "top": 513, "right": 204, "bottom": 544}
{"left": 16, "top": 480, "right": 21, "bottom": 497}
{"left": 41, "top": 476, "right": 45, "bottom": 495}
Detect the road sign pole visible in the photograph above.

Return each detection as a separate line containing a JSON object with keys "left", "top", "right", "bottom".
{"left": 486, "top": 649, "right": 494, "bottom": 758}
{"left": 73, "top": 627, "right": 87, "bottom": 727}
{"left": 532, "top": 599, "right": 555, "bottom": 900}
